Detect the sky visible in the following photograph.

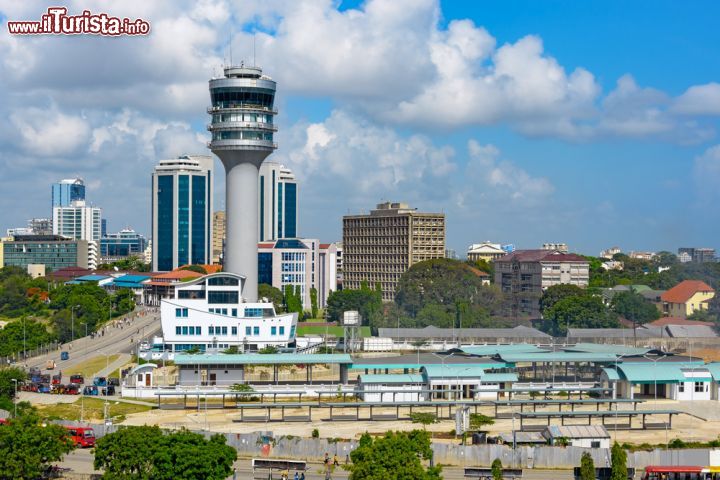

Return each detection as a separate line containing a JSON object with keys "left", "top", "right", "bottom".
{"left": 0, "top": 0, "right": 719, "bottom": 257}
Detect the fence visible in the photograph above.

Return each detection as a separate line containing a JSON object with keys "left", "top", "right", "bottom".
{"left": 0, "top": 342, "right": 60, "bottom": 366}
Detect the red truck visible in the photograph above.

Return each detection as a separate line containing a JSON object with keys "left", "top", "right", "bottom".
{"left": 64, "top": 426, "right": 96, "bottom": 448}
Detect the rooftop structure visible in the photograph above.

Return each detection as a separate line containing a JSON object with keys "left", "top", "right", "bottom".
{"left": 661, "top": 280, "right": 715, "bottom": 319}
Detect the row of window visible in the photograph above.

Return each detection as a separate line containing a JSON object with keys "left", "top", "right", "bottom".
{"left": 281, "top": 262, "right": 305, "bottom": 272}
{"left": 175, "top": 325, "right": 294, "bottom": 337}
{"left": 177, "top": 307, "right": 276, "bottom": 318}
{"left": 281, "top": 252, "right": 306, "bottom": 261}
{"left": 212, "top": 113, "right": 273, "bottom": 124}
{"left": 211, "top": 131, "right": 273, "bottom": 141}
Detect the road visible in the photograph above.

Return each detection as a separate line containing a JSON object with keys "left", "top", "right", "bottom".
{"left": 58, "top": 449, "right": 574, "bottom": 480}
{"left": 24, "top": 306, "right": 162, "bottom": 376}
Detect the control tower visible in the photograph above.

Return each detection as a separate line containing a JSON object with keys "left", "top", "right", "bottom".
{"left": 208, "top": 65, "right": 277, "bottom": 302}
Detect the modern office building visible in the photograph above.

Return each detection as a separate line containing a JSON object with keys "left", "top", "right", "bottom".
{"left": 342, "top": 202, "right": 446, "bottom": 301}
{"left": 494, "top": 249, "right": 590, "bottom": 318}
{"left": 208, "top": 63, "right": 277, "bottom": 302}
{"left": 9, "top": 218, "right": 54, "bottom": 237}
{"left": 151, "top": 155, "right": 214, "bottom": 272}
{"left": 212, "top": 211, "right": 226, "bottom": 264}
{"left": 52, "top": 178, "right": 85, "bottom": 207}
{"left": 158, "top": 272, "right": 298, "bottom": 352}
{"left": 100, "top": 228, "right": 148, "bottom": 260}
{"left": 259, "top": 162, "right": 298, "bottom": 242}
{"left": 52, "top": 200, "right": 101, "bottom": 242}
{"left": 2, "top": 235, "right": 91, "bottom": 271}
{"left": 678, "top": 247, "right": 716, "bottom": 264}
{"left": 258, "top": 239, "right": 338, "bottom": 308}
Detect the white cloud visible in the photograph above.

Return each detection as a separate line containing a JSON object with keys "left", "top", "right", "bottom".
{"left": 673, "top": 83, "right": 720, "bottom": 116}
{"left": 9, "top": 106, "right": 91, "bottom": 156}
{"left": 694, "top": 144, "right": 720, "bottom": 201}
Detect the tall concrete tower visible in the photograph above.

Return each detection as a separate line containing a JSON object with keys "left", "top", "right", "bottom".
{"left": 208, "top": 65, "right": 277, "bottom": 302}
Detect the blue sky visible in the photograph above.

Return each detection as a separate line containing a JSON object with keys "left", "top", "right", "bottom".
{"left": 0, "top": 0, "right": 719, "bottom": 257}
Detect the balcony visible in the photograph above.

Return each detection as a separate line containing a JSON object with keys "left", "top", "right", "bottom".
{"left": 207, "top": 105, "right": 278, "bottom": 115}
{"left": 207, "top": 121, "right": 278, "bottom": 132}
{"left": 207, "top": 139, "right": 277, "bottom": 150}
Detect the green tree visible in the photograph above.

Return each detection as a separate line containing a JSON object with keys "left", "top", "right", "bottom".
{"left": 409, "top": 412, "right": 438, "bottom": 431}
{"left": 469, "top": 413, "right": 494, "bottom": 431}
{"left": 258, "top": 284, "right": 285, "bottom": 313}
{"left": 97, "top": 256, "right": 150, "bottom": 272}
{"left": 0, "top": 366, "right": 27, "bottom": 402}
{"left": 540, "top": 284, "right": 587, "bottom": 314}
{"left": 94, "top": 426, "right": 236, "bottom": 480}
{"left": 491, "top": 458, "right": 503, "bottom": 480}
{"left": 283, "top": 285, "right": 303, "bottom": 317}
{"left": 580, "top": 451, "right": 596, "bottom": 480}
{"left": 0, "top": 319, "right": 55, "bottom": 357}
{"left": 347, "top": 430, "right": 442, "bottom": 480}
{"left": 610, "top": 442, "right": 628, "bottom": 480}
{"left": 310, "top": 287, "right": 319, "bottom": 319}
{"left": 179, "top": 265, "right": 208, "bottom": 274}
{"left": 258, "top": 345, "right": 278, "bottom": 354}
{"left": 611, "top": 290, "right": 661, "bottom": 326}
{"left": 325, "top": 283, "right": 383, "bottom": 326}
{"left": 394, "top": 259, "right": 503, "bottom": 328}
{"left": 544, "top": 295, "right": 620, "bottom": 336}
{"left": 0, "top": 412, "right": 73, "bottom": 480}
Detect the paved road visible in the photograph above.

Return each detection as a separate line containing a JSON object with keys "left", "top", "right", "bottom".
{"left": 24, "top": 306, "right": 161, "bottom": 376}
{"left": 58, "top": 449, "right": 574, "bottom": 480}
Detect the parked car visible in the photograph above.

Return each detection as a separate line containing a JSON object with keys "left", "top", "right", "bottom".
{"left": 60, "top": 351, "right": 69, "bottom": 361}
{"left": 83, "top": 386, "right": 99, "bottom": 396}
{"left": 37, "top": 384, "right": 51, "bottom": 394}
{"left": 65, "top": 384, "right": 80, "bottom": 395}
{"left": 46, "top": 360, "right": 56, "bottom": 370}
{"left": 107, "top": 377, "right": 120, "bottom": 386}
{"left": 29, "top": 367, "right": 41, "bottom": 376}
{"left": 93, "top": 377, "right": 107, "bottom": 387}
{"left": 51, "top": 373, "right": 62, "bottom": 385}
{"left": 101, "top": 385, "right": 116, "bottom": 396}
{"left": 69, "top": 375, "right": 84, "bottom": 384}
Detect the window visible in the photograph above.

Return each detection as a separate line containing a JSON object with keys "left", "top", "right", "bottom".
{"left": 195, "top": 326, "right": 201, "bottom": 335}
{"left": 245, "top": 308, "right": 263, "bottom": 317}
{"left": 679, "top": 383, "right": 685, "bottom": 392}
{"left": 289, "top": 325, "right": 296, "bottom": 338}
{"left": 253, "top": 326, "right": 260, "bottom": 335}
{"left": 208, "top": 291, "right": 239, "bottom": 304}
{"left": 232, "top": 308, "right": 237, "bottom": 317}
{"left": 591, "top": 441, "right": 601, "bottom": 448}
{"left": 695, "top": 382, "right": 705, "bottom": 393}
{"left": 271, "top": 326, "right": 277, "bottom": 336}
{"left": 179, "top": 290, "right": 205, "bottom": 300}
{"left": 176, "top": 308, "right": 188, "bottom": 317}
{"left": 279, "top": 326, "right": 285, "bottom": 335}
{"left": 245, "top": 326, "right": 251, "bottom": 336}
{"left": 182, "top": 326, "right": 188, "bottom": 335}
{"left": 209, "top": 326, "right": 214, "bottom": 335}
{"left": 222, "top": 326, "right": 228, "bottom": 335}
{"left": 231, "top": 327, "right": 237, "bottom": 335}
{"left": 176, "top": 326, "right": 181, "bottom": 335}
{"left": 208, "top": 276, "right": 239, "bottom": 286}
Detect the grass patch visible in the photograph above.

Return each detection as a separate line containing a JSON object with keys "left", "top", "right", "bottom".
{"left": 37, "top": 397, "right": 153, "bottom": 422}
{"left": 65, "top": 354, "right": 121, "bottom": 378}
{"left": 296, "top": 325, "right": 371, "bottom": 337}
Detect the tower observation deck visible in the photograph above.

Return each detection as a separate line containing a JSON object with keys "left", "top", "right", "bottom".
{"left": 208, "top": 65, "right": 278, "bottom": 302}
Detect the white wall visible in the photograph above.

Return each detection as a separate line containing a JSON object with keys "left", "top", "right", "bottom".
{"left": 359, "top": 384, "right": 426, "bottom": 403}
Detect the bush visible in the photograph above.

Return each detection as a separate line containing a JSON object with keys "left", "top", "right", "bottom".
{"left": 312, "top": 428, "right": 319, "bottom": 438}
{"left": 492, "top": 458, "right": 503, "bottom": 480}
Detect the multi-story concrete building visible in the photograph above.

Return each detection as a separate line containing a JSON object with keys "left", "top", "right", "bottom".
{"left": 53, "top": 200, "right": 101, "bottom": 243}
{"left": 259, "top": 162, "right": 298, "bottom": 242}
{"left": 52, "top": 178, "right": 85, "bottom": 207}
{"left": 3, "top": 235, "right": 91, "bottom": 271}
{"left": 100, "top": 228, "right": 147, "bottom": 261}
{"left": 467, "top": 242, "right": 506, "bottom": 262}
{"left": 258, "top": 239, "right": 338, "bottom": 309}
{"left": 159, "top": 272, "right": 298, "bottom": 352}
{"left": 151, "top": 155, "right": 213, "bottom": 272}
{"left": 629, "top": 251, "right": 655, "bottom": 261}
{"left": 600, "top": 246, "right": 622, "bottom": 259}
{"left": 678, "top": 247, "right": 716, "bottom": 263}
{"left": 494, "top": 249, "right": 590, "bottom": 318}
{"left": 343, "top": 202, "right": 445, "bottom": 301}
{"left": 212, "top": 211, "right": 225, "bottom": 264}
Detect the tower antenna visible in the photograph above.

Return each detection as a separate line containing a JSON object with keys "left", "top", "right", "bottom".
{"left": 253, "top": 33, "right": 256, "bottom": 67}
{"left": 229, "top": 31, "right": 233, "bottom": 66}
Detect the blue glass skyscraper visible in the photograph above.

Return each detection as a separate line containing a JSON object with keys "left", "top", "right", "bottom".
{"left": 52, "top": 178, "right": 85, "bottom": 207}
{"left": 259, "top": 162, "right": 298, "bottom": 241}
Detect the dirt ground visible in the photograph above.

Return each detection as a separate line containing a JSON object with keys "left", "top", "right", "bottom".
{"left": 118, "top": 399, "right": 720, "bottom": 445}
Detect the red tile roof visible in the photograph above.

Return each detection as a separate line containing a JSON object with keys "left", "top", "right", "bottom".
{"left": 647, "top": 317, "right": 715, "bottom": 327}
{"left": 660, "top": 280, "right": 714, "bottom": 304}
{"left": 495, "top": 249, "right": 588, "bottom": 263}
{"left": 258, "top": 243, "right": 275, "bottom": 249}
{"left": 151, "top": 270, "right": 204, "bottom": 281}
{"left": 319, "top": 243, "right": 331, "bottom": 249}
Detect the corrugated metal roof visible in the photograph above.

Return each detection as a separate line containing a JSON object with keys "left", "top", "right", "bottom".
{"left": 481, "top": 372, "right": 519, "bottom": 383}
{"left": 616, "top": 363, "right": 685, "bottom": 383}
{"left": 602, "top": 367, "right": 620, "bottom": 381}
{"left": 174, "top": 353, "right": 353, "bottom": 365}
{"left": 377, "top": 325, "right": 551, "bottom": 339}
{"left": 665, "top": 325, "right": 718, "bottom": 338}
{"left": 358, "top": 374, "right": 424, "bottom": 384}
{"left": 459, "top": 344, "right": 550, "bottom": 356}
{"left": 564, "top": 343, "right": 654, "bottom": 355}
{"left": 568, "top": 328, "right": 660, "bottom": 339}
{"left": 544, "top": 425, "right": 610, "bottom": 439}
{"left": 421, "top": 365, "right": 485, "bottom": 378}
{"left": 499, "top": 352, "right": 619, "bottom": 363}
{"left": 705, "top": 363, "right": 720, "bottom": 381}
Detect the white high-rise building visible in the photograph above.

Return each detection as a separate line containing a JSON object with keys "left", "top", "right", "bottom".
{"left": 52, "top": 200, "right": 101, "bottom": 269}
{"left": 259, "top": 162, "right": 298, "bottom": 242}
{"left": 151, "top": 155, "right": 214, "bottom": 272}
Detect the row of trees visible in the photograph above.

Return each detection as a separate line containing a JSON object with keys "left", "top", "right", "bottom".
{"left": 258, "top": 283, "right": 320, "bottom": 320}
{"left": 0, "top": 266, "right": 138, "bottom": 356}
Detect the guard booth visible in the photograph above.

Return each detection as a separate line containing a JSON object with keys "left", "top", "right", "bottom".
{"left": 251, "top": 458, "right": 307, "bottom": 479}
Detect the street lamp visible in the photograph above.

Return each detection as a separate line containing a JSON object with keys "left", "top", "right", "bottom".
{"left": 11, "top": 379, "right": 18, "bottom": 417}
{"left": 431, "top": 352, "right": 455, "bottom": 400}
{"left": 71, "top": 305, "right": 81, "bottom": 344}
